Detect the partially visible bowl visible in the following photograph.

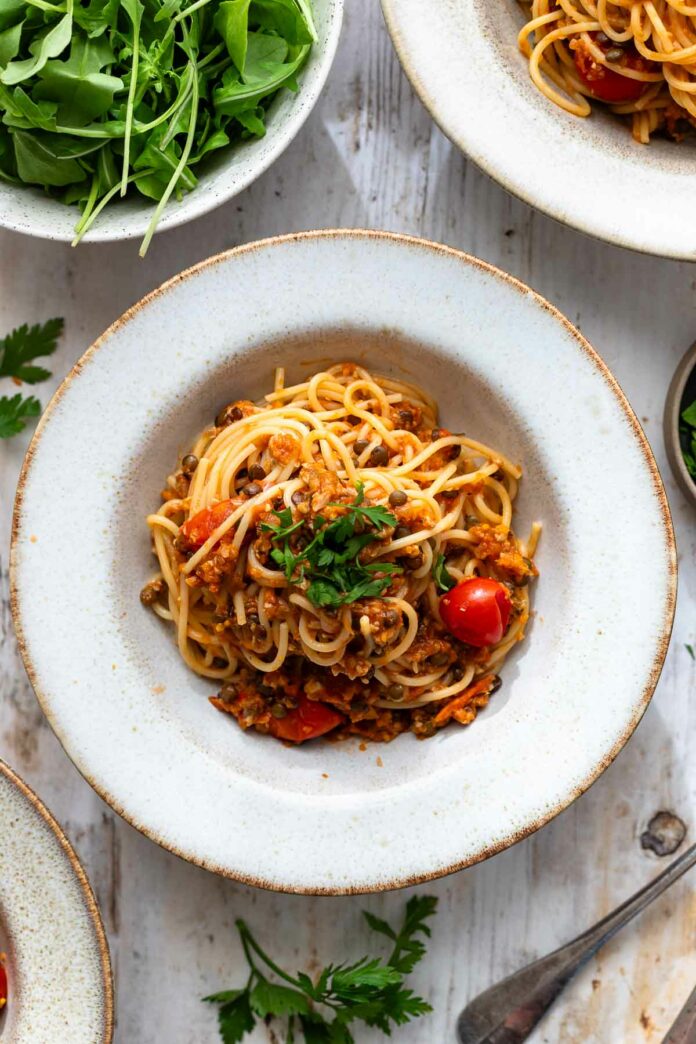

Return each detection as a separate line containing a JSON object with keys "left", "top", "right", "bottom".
{"left": 0, "top": 759, "right": 112, "bottom": 1043}
{"left": 382, "top": 0, "right": 696, "bottom": 260}
{"left": 664, "top": 341, "right": 696, "bottom": 508}
{"left": 0, "top": 0, "right": 343, "bottom": 244}
{"left": 11, "top": 230, "right": 676, "bottom": 893}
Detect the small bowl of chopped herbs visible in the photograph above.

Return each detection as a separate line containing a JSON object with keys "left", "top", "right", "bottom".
{"left": 0, "top": 0, "right": 343, "bottom": 254}
{"left": 664, "top": 341, "right": 696, "bottom": 508}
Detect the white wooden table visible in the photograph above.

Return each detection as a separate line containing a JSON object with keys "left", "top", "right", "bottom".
{"left": 1, "top": 4, "right": 695, "bottom": 1041}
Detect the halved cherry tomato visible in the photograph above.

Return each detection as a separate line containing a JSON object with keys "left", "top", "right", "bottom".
{"left": 439, "top": 577, "right": 512, "bottom": 648}
{"left": 268, "top": 695, "right": 344, "bottom": 744}
{"left": 181, "top": 499, "right": 235, "bottom": 548}
{"left": 0, "top": 959, "right": 8, "bottom": 1010}
{"left": 573, "top": 34, "right": 648, "bottom": 104}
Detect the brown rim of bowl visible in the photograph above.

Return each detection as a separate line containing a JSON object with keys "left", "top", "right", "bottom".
{"left": 0, "top": 759, "right": 114, "bottom": 1039}
{"left": 379, "top": 0, "right": 693, "bottom": 262}
{"left": 664, "top": 341, "right": 696, "bottom": 508}
{"left": 9, "top": 229, "right": 678, "bottom": 895}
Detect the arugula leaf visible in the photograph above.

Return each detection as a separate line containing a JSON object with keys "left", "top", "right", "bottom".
{"left": 432, "top": 552, "right": 456, "bottom": 593}
{"left": 214, "top": 0, "right": 251, "bottom": 74}
{"left": 0, "top": 19, "right": 22, "bottom": 67}
{"left": 1, "top": 9, "right": 74, "bottom": 86}
{"left": 35, "top": 36, "right": 123, "bottom": 126}
{"left": 0, "top": 317, "right": 63, "bottom": 383}
{"left": 0, "top": 392, "right": 40, "bottom": 437}
{"left": 682, "top": 399, "right": 696, "bottom": 427}
{"left": 680, "top": 398, "right": 696, "bottom": 481}
{"left": 11, "top": 128, "right": 86, "bottom": 185}
{"left": 204, "top": 897, "right": 437, "bottom": 1043}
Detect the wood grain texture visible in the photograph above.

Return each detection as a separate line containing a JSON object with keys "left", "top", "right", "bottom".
{"left": 1, "top": 3, "right": 695, "bottom": 1041}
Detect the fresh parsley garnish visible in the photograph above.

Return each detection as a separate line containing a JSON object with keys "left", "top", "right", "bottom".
{"left": 680, "top": 398, "right": 696, "bottom": 481}
{"left": 432, "top": 552, "right": 456, "bottom": 593}
{"left": 204, "top": 895, "right": 437, "bottom": 1043}
{"left": 687, "top": 643, "right": 695, "bottom": 661}
{"left": 262, "top": 483, "right": 402, "bottom": 608}
{"left": 0, "top": 318, "right": 63, "bottom": 439}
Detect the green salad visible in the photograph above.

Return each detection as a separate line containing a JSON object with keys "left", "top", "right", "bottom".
{"left": 0, "top": 0, "right": 315, "bottom": 254}
{"left": 680, "top": 394, "right": 696, "bottom": 483}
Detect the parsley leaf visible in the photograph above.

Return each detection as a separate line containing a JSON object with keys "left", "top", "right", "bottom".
{"left": 432, "top": 552, "right": 456, "bottom": 593}
{"left": 0, "top": 317, "right": 63, "bottom": 384}
{"left": 386, "top": 895, "right": 438, "bottom": 975}
{"left": 249, "top": 981, "right": 309, "bottom": 1018}
{"left": 0, "top": 393, "right": 41, "bottom": 438}
{"left": 214, "top": 992, "right": 255, "bottom": 1044}
{"left": 204, "top": 897, "right": 437, "bottom": 1043}
{"left": 263, "top": 482, "right": 402, "bottom": 607}
{"left": 687, "top": 643, "right": 695, "bottom": 661}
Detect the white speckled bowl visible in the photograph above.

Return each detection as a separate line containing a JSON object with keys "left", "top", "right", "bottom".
{"left": 0, "top": 760, "right": 113, "bottom": 1042}
{"left": 11, "top": 230, "right": 676, "bottom": 893}
{"left": 0, "top": 0, "right": 342, "bottom": 244}
{"left": 381, "top": 0, "right": 696, "bottom": 259}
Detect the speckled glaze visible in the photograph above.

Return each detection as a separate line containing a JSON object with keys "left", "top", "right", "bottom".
{"left": 10, "top": 231, "right": 676, "bottom": 893}
{"left": 0, "top": 0, "right": 343, "bottom": 244}
{"left": 0, "top": 760, "right": 113, "bottom": 1042}
{"left": 381, "top": 0, "right": 696, "bottom": 260}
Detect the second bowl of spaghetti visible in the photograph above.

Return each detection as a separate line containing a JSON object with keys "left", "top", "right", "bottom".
{"left": 382, "top": 0, "right": 696, "bottom": 259}
{"left": 11, "top": 230, "right": 675, "bottom": 892}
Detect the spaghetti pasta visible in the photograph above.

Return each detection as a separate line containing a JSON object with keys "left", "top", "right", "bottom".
{"left": 142, "top": 363, "right": 539, "bottom": 744}
{"left": 519, "top": 1, "right": 696, "bottom": 143}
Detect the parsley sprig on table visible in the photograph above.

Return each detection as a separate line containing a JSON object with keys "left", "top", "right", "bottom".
{"left": 0, "top": 318, "right": 63, "bottom": 438}
{"left": 204, "top": 895, "right": 437, "bottom": 1043}
{"left": 262, "top": 483, "right": 403, "bottom": 609}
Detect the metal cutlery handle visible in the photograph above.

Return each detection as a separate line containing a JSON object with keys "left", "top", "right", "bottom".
{"left": 457, "top": 842, "right": 696, "bottom": 1044}
{"left": 663, "top": 984, "right": 696, "bottom": 1044}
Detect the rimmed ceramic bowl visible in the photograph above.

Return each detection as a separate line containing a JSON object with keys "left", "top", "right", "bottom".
{"left": 664, "top": 341, "right": 696, "bottom": 508}
{"left": 0, "top": 0, "right": 343, "bottom": 244}
{"left": 11, "top": 230, "right": 676, "bottom": 894}
{"left": 381, "top": 0, "right": 696, "bottom": 260}
{"left": 0, "top": 759, "right": 113, "bottom": 1042}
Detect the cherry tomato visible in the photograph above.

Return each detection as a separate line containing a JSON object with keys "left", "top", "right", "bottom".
{"left": 268, "top": 695, "right": 344, "bottom": 744}
{"left": 573, "top": 34, "right": 648, "bottom": 104}
{"left": 439, "top": 577, "right": 512, "bottom": 648}
{"left": 181, "top": 499, "right": 235, "bottom": 548}
{"left": 0, "top": 960, "right": 8, "bottom": 1010}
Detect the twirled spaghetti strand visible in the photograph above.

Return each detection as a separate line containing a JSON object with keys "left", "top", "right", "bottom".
{"left": 520, "top": 0, "right": 696, "bottom": 142}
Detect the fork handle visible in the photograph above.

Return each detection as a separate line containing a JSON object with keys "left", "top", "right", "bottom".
{"left": 662, "top": 985, "right": 696, "bottom": 1043}
{"left": 457, "top": 842, "right": 696, "bottom": 1044}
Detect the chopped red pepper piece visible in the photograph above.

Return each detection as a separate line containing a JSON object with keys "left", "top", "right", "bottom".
{"left": 268, "top": 695, "right": 344, "bottom": 744}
